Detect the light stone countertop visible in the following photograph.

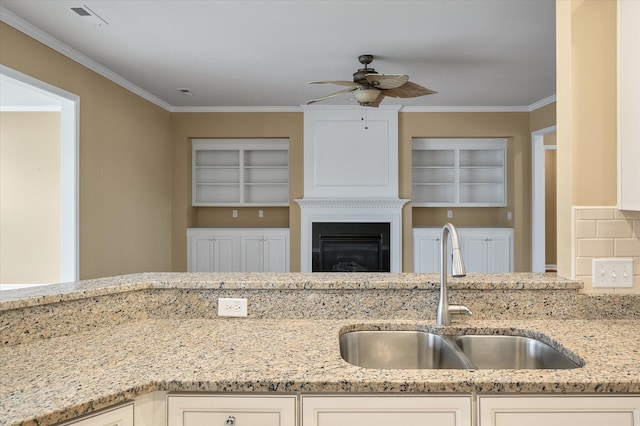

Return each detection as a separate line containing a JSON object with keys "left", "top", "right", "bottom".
{"left": 1, "top": 318, "right": 640, "bottom": 426}
{"left": 1, "top": 273, "right": 639, "bottom": 426}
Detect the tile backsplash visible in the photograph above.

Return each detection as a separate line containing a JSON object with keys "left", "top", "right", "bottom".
{"left": 573, "top": 206, "right": 640, "bottom": 293}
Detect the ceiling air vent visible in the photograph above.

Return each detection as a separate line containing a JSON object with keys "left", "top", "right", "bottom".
{"left": 178, "top": 88, "right": 195, "bottom": 97}
{"left": 70, "top": 6, "right": 108, "bottom": 26}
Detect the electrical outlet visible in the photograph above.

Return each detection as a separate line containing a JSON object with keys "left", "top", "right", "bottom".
{"left": 258, "top": 209, "right": 264, "bottom": 218}
{"left": 232, "top": 209, "right": 238, "bottom": 218}
{"left": 447, "top": 210, "right": 453, "bottom": 218}
{"left": 217, "top": 297, "right": 248, "bottom": 317}
{"left": 592, "top": 258, "right": 634, "bottom": 288}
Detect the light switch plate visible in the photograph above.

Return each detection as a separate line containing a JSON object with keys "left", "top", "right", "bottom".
{"left": 592, "top": 258, "right": 634, "bottom": 288}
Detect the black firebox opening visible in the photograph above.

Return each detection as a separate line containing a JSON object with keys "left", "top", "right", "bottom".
{"left": 312, "top": 222, "right": 391, "bottom": 272}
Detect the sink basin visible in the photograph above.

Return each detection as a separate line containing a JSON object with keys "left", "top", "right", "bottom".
{"left": 455, "top": 335, "right": 581, "bottom": 369}
{"left": 339, "top": 330, "right": 582, "bottom": 370}
{"left": 339, "top": 330, "right": 470, "bottom": 369}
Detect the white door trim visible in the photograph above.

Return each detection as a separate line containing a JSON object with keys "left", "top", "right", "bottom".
{"left": 0, "top": 65, "right": 80, "bottom": 283}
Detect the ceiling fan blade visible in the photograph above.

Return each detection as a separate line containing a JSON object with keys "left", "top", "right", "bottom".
{"left": 382, "top": 81, "right": 437, "bottom": 98}
{"left": 364, "top": 74, "right": 409, "bottom": 89}
{"left": 308, "top": 80, "right": 360, "bottom": 87}
{"left": 306, "top": 86, "right": 358, "bottom": 104}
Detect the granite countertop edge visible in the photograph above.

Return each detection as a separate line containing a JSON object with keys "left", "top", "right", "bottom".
{"left": 0, "top": 272, "right": 583, "bottom": 311}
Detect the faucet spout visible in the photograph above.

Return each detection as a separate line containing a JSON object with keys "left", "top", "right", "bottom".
{"left": 436, "top": 223, "right": 469, "bottom": 326}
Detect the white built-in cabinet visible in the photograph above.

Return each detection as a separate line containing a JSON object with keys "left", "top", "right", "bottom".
{"left": 303, "top": 396, "right": 472, "bottom": 426}
{"left": 479, "top": 396, "right": 640, "bottom": 426}
{"left": 60, "top": 404, "right": 134, "bottom": 426}
{"left": 412, "top": 138, "right": 507, "bottom": 207}
{"left": 618, "top": 0, "right": 640, "bottom": 211}
{"left": 167, "top": 395, "right": 296, "bottom": 426}
{"left": 69, "top": 393, "right": 640, "bottom": 426}
{"left": 187, "top": 228, "right": 289, "bottom": 272}
{"left": 413, "top": 227, "right": 513, "bottom": 273}
{"left": 460, "top": 228, "right": 513, "bottom": 273}
{"left": 192, "top": 139, "right": 289, "bottom": 207}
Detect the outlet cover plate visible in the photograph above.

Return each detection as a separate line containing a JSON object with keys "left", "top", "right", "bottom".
{"left": 592, "top": 258, "right": 634, "bottom": 288}
{"left": 218, "top": 297, "right": 248, "bottom": 317}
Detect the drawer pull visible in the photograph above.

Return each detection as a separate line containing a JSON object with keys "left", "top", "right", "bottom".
{"left": 224, "top": 415, "right": 235, "bottom": 426}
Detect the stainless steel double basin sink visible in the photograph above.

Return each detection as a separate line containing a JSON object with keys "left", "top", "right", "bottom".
{"left": 339, "top": 330, "right": 583, "bottom": 370}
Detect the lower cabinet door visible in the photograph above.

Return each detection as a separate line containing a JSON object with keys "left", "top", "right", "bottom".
{"left": 479, "top": 396, "right": 640, "bottom": 426}
{"left": 302, "top": 395, "right": 472, "bottom": 426}
{"left": 167, "top": 395, "right": 296, "bottom": 426}
{"left": 62, "top": 404, "right": 134, "bottom": 426}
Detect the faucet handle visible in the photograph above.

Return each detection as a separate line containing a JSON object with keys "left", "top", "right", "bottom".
{"left": 449, "top": 304, "right": 473, "bottom": 318}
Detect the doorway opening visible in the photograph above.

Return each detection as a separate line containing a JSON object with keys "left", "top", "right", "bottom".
{"left": 532, "top": 125, "right": 557, "bottom": 273}
{"left": 0, "top": 65, "right": 79, "bottom": 288}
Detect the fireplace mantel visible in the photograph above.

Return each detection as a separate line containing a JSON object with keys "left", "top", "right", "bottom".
{"left": 296, "top": 198, "right": 408, "bottom": 210}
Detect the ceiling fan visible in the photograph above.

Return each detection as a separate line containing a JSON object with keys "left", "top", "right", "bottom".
{"left": 306, "top": 54, "right": 436, "bottom": 107}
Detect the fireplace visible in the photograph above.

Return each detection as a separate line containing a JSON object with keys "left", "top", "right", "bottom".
{"left": 297, "top": 106, "right": 407, "bottom": 272}
{"left": 296, "top": 199, "right": 408, "bottom": 272}
{"left": 313, "top": 222, "right": 390, "bottom": 272}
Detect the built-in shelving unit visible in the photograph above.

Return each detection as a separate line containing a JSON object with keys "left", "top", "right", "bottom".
{"left": 192, "top": 139, "right": 289, "bottom": 206}
{"left": 412, "top": 138, "right": 507, "bottom": 207}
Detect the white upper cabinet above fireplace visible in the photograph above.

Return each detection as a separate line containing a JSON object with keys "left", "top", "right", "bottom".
{"left": 302, "top": 106, "right": 401, "bottom": 200}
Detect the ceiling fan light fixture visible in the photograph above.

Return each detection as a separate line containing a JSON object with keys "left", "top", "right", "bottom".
{"left": 354, "top": 88, "right": 380, "bottom": 104}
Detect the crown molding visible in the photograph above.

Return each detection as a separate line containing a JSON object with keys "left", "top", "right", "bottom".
{"left": 399, "top": 105, "right": 530, "bottom": 113}
{"left": 171, "top": 106, "right": 303, "bottom": 113}
{"left": 399, "top": 94, "right": 556, "bottom": 113}
{"left": 0, "top": 6, "right": 172, "bottom": 112}
{"left": 527, "top": 95, "right": 557, "bottom": 112}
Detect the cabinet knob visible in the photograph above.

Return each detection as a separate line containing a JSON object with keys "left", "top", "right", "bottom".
{"left": 224, "top": 415, "right": 235, "bottom": 426}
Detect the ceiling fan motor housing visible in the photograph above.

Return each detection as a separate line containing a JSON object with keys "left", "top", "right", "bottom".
{"left": 354, "top": 54, "right": 377, "bottom": 85}
{"left": 353, "top": 68, "right": 377, "bottom": 84}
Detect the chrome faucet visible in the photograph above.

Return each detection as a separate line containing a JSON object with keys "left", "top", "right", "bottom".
{"left": 437, "top": 223, "right": 472, "bottom": 326}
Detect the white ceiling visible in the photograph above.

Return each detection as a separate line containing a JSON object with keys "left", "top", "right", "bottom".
{"left": 0, "top": 0, "right": 556, "bottom": 110}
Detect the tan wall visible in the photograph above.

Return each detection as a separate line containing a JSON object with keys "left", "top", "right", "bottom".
{"left": 0, "top": 22, "right": 173, "bottom": 280}
{"left": 399, "top": 112, "right": 531, "bottom": 272}
{"left": 0, "top": 112, "right": 60, "bottom": 284}
{"left": 530, "top": 102, "right": 556, "bottom": 131}
{"left": 170, "top": 112, "right": 304, "bottom": 272}
{"left": 569, "top": 0, "right": 617, "bottom": 207}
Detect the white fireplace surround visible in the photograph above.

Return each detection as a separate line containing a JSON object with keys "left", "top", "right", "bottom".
{"left": 296, "top": 198, "right": 409, "bottom": 272}
{"left": 298, "top": 106, "right": 406, "bottom": 272}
